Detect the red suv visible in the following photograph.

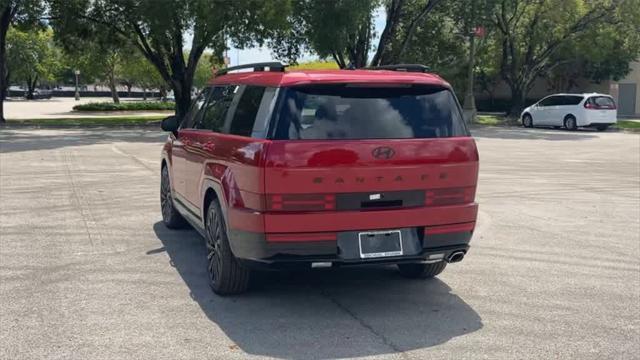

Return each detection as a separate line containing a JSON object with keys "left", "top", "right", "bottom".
{"left": 160, "top": 63, "right": 479, "bottom": 294}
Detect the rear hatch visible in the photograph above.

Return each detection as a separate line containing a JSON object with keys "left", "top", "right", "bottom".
{"left": 585, "top": 95, "right": 617, "bottom": 123}
{"left": 262, "top": 84, "right": 478, "bottom": 231}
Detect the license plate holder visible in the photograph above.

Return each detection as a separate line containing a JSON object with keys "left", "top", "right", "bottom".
{"left": 358, "top": 230, "right": 403, "bottom": 259}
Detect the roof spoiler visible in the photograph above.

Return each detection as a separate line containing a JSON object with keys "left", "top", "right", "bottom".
{"left": 367, "top": 64, "right": 431, "bottom": 73}
{"left": 216, "top": 62, "right": 287, "bottom": 76}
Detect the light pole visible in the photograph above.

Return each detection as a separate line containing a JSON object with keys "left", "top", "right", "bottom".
{"left": 74, "top": 69, "right": 80, "bottom": 101}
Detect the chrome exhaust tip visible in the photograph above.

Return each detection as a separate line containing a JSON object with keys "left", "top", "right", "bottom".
{"left": 447, "top": 251, "right": 465, "bottom": 263}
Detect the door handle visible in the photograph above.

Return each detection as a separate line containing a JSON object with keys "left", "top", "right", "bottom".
{"left": 203, "top": 141, "right": 216, "bottom": 152}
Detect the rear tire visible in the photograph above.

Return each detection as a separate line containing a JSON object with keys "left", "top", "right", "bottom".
{"left": 596, "top": 125, "right": 609, "bottom": 132}
{"left": 397, "top": 262, "right": 447, "bottom": 279}
{"left": 522, "top": 114, "right": 533, "bottom": 128}
{"left": 160, "top": 166, "right": 188, "bottom": 229}
{"left": 205, "top": 199, "right": 251, "bottom": 295}
{"left": 564, "top": 115, "right": 578, "bottom": 131}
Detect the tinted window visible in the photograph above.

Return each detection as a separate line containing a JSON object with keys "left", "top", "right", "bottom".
{"left": 229, "top": 86, "right": 266, "bottom": 137}
{"left": 564, "top": 95, "right": 584, "bottom": 106}
{"left": 180, "top": 89, "right": 209, "bottom": 129}
{"left": 587, "top": 96, "right": 616, "bottom": 109}
{"left": 538, "top": 96, "right": 555, "bottom": 106}
{"left": 196, "top": 86, "right": 236, "bottom": 132}
{"left": 273, "top": 85, "right": 467, "bottom": 140}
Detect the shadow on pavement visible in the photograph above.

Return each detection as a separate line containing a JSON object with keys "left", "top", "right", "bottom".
{"left": 152, "top": 222, "right": 483, "bottom": 359}
{"left": 471, "top": 126, "right": 599, "bottom": 141}
{"left": 0, "top": 128, "right": 166, "bottom": 154}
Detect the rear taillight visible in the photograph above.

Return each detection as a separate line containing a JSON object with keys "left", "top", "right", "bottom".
{"left": 266, "top": 194, "right": 336, "bottom": 212}
{"left": 425, "top": 187, "right": 475, "bottom": 206}
{"left": 584, "top": 102, "right": 595, "bottom": 109}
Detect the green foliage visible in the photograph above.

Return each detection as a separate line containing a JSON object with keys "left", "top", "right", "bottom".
{"left": 288, "top": 60, "right": 340, "bottom": 70}
{"left": 271, "top": 0, "right": 377, "bottom": 68}
{"left": 193, "top": 53, "right": 219, "bottom": 89}
{"left": 6, "top": 27, "right": 63, "bottom": 92}
{"left": 120, "top": 51, "right": 165, "bottom": 91}
{"left": 49, "top": 0, "right": 291, "bottom": 117}
{"left": 73, "top": 101, "right": 175, "bottom": 112}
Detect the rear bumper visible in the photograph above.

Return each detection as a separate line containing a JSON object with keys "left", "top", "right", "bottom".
{"left": 229, "top": 226, "right": 473, "bottom": 269}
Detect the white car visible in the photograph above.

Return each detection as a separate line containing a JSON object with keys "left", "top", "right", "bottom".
{"left": 521, "top": 93, "right": 617, "bottom": 131}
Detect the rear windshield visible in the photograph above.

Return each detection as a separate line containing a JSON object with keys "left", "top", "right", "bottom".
{"left": 587, "top": 96, "right": 616, "bottom": 109}
{"left": 271, "top": 85, "right": 468, "bottom": 140}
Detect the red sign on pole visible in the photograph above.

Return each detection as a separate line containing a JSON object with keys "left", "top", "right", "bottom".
{"left": 474, "top": 26, "right": 486, "bottom": 38}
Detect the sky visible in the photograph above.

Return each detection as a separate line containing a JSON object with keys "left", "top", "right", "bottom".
{"left": 225, "top": 8, "right": 386, "bottom": 66}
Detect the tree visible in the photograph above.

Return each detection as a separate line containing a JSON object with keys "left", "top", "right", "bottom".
{"left": 492, "top": 0, "right": 623, "bottom": 115}
{"left": 0, "top": 0, "right": 45, "bottom": 123}
{"left": 546, "top": 1, "right": 640, "bottom": 92}
{"left": 193, "top": 53, "right": 219, "bottom": 90}
{"left": 271, "top": 0, "right": 443, "bottom": 68}
{"left": 120, "top": 52, "right": 165, "bottom": 100}
{"left": 6, "top": 27, "right": 63, "bottom": 99}
{"left": 50, "top": 0, "right": 290, "bottom": 118}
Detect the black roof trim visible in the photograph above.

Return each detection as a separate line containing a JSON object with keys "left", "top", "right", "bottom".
{"left": 367, "top": 64, "right": 431, "bottom": 73}
{"left": 216, "top": 62, "right": 287, "bottom": 76}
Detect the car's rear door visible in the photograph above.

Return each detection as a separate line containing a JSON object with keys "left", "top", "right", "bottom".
{"left": 585, "top": 96, "right": 617, "bottom": 123}
{"left": 182, "top": 85, "right": 237, "bottom": 208}
{"left": 261, "top": 84, "right": 478, "bottom": 233}
{"left": 171, "top": 90, "right": 208, "bottom": 202}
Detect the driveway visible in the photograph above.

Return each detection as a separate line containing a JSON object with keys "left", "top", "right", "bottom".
{"left": 0, "top": 127, "right": 638, "bottom": 359}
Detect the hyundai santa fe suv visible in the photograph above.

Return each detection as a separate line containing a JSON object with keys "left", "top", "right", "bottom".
{"left": 521, "top": 93, "right": 617, "bottom": 131}
{"left": 160, "top": 63, "right": 479, "bottom": 294}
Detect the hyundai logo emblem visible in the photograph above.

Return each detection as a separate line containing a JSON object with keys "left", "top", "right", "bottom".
{"left": 372, "top": 146, "right": 395, "bottom": 159}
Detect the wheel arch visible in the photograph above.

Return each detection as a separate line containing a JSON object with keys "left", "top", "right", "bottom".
{"left": 201, "top": 179, "right": 228, "bottom": 226}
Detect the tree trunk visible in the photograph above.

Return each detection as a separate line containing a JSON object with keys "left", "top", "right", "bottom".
{"left": 26, "top": 76, "right": 37, "bottom": 100}
{"left": 508, "top": 85, "right": 526, "bottom": 117}
{"left": 0, "top": 4, "right": 13, "bottom": 124}
{"left": 109, "top": 72, "right": 120, "bottom": 104}
{"left": 142, "top": 87, "right": 147, "bottom": 100}
{"left": 126, "top": 84, "right": 131, "bottom": 98}
{"left": 370, "top": 0, "right": 404, "bottom": 66}
{"left": 172, "top": 77, "right": 192, "bottom": 119}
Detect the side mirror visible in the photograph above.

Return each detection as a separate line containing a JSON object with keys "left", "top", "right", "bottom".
{"left": 161, "top": 115, "right": 179, "bottom": 132}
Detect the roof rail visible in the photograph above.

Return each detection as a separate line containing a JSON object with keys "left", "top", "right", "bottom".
{"left": 368, "top": 64, "right": 431, "bottom": 73}
{"left": 216, "top": 62, "right": 286, "bottom": 76}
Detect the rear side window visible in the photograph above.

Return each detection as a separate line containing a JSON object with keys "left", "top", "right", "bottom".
{"left": 586, "top": 96, "right": 616, "bottom": 109}
{"left": 229, "top": 86, "right": 266, "bottom": 137}
{"left": 180, "top": 88, "right": 210, "bottom": 129}
{"left": 272, "top": 85, "right": 468, "bottom": 140}
{"left": 196, "top": 86, "right": 236, "bottom": 132}
{"left": 563, "top": 96, "right": 584, "bottom": 106}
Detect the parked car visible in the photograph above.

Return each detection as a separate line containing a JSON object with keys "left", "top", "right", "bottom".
{"left": 159, "top": 62, "right": 479, "bottom": 294}
{"left": 521, "top": 93, "right": 617, "bottom": 131}
{"left": 26, "top": 88, "right": 53, "bottom": 99}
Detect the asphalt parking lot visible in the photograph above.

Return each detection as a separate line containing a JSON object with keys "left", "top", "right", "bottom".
{"left": 1, "top": 126, "right": 638, "bottom": 359}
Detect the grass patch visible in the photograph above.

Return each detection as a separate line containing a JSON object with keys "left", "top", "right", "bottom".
{"left": 73, "top": 101, "right": 175, "bottom": 112}
{"left": 475, "top": 115, "right": 504, "bottom": 125}
{"left": 615, "top": 120, "right": 640, "bottom": 130}
{"left": 7, "top": 115, "right": 166, "bottom": 127}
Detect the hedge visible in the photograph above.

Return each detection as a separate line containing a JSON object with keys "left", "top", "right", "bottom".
{"left": 73, "top": 101, "right": 175, "bottom": 112}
